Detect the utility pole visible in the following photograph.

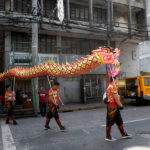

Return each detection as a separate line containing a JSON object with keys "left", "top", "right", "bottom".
{"left": 127, "top": 0, "right": 132, "bottom": 38}
{"left": 32, "top": 0, "right": 39, "bottom": 114}
{"left": 89, "top": 0, "right": 93, "bottom": 27}
{"left": 107, "top": 0, "right": 111, "bottom": 47}
{"left": 106, "top": 0, "right": 111, "bottom": 87}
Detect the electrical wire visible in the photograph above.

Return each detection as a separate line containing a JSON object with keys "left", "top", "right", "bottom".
{"left": 0, "top": 0, "right": 149, "bottom": 43}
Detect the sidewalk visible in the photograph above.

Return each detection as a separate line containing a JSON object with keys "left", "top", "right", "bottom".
{"left": 59, "top": 103, "right": 106, "bottom": 113}
{"left": 0, "top": 103, "right": 106, "bottom": 118}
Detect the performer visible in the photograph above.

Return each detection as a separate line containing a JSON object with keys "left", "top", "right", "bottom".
{"left": 36, "top": 87, "right": 48, "bottom": 116}
{"left": 45, "top": 81, "right": 65, "bottom": 130}
{"left": 5, "top": 85, "right": 18, "bottom": 125}
{"left": 105, "top": 76, "right": 131, "bottom": 141}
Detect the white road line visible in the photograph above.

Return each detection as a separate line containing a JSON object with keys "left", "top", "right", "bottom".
{"left": 82, "top": 129, "right": 90, "bottom": 134}
{"left": 101, "top": 117, "right": 150, "bottom": 127}
{"left": 1, "top": 120, "right": 16, "bottom": 150}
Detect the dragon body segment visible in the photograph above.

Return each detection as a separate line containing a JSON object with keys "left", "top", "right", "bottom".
{"left": 0, "top": 48, "right": 120, "bottom": 81}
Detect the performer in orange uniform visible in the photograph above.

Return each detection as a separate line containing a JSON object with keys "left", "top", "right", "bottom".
{"left": 105, "top": 76, "right": 131, "bottom": 141}
{"left": 5, "top": 85, "right": 18, "bottom": 125}
{"left": 45, "top": 81, "right": 65, "bottom": 130}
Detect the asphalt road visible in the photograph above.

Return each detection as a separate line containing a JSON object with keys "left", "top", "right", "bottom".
{"left": 0, "top": 126, "right": 2, "bottom": 150}
{"left": 1, "top": 101, "right": 150, "bottom": 150}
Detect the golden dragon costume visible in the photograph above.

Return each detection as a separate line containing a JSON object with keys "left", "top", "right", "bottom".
{"left": 0, "top": 47, "right": 120, "bottom": 81}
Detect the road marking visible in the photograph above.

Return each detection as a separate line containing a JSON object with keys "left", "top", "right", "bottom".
{"left": 1, "top": 120, "right": 16, "bottom": 150}
{"left": 101, "top": 117, "right": 150, "bottom": 127}
{"left": 82, "top": 129, "right": 90, "bottom": 134}
{"left": 124, "top": 146, "right": 150, "bottom": 150}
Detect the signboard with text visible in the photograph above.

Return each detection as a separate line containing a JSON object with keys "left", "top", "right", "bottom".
{"left": 38, "top": 54, "right": 59, "bottom": 64}
{"left": 10, "top": 52, "right": 32, "bottom": 65}
{"left": 10, "top": 52, "right": 59, "bottom": 66}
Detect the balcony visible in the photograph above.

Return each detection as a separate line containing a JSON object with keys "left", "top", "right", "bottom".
{"left": 112, "top": 0, "right": 145, "bottom": 9}
{"left": 0, "top": 0, "right": 147, "bottom": 42}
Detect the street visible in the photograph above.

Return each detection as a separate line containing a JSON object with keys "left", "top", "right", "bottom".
{"left": 1, "top": 101, "right": 150, "bottom": 150}
{"left": 0, "top": 0, "right": 149, "bottom": 150}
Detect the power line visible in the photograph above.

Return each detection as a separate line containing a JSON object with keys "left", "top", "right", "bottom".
{"left": 0, "top": 0, "right": 149, "bottom": 41}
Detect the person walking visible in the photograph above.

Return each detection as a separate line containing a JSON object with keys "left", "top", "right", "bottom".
{"left": 5, "top": 85, "right": 18, "bottom": 125}
{"left": 105, "top": 76, "right": 131, "bottom": 141}
{"left": 36, "top": 87, "right": 48, "bottom": 116}
{"left": 45, "top": 81, "right": 65, "bottom": 130}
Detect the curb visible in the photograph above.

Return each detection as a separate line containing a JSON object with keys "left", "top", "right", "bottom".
{"left": 59, "top": 105, "right": 106, "bottom": 113}
{"left": 0, "top": 105, "right": 106, "bottom": 118}
{"left": 0, "top": 113, "right": 37, "bottom": 119}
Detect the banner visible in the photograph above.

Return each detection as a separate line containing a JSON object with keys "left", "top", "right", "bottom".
{"left": 57, "top": 0, "right": 64, "bottom": 23}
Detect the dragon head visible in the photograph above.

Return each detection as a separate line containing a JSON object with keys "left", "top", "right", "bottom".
{"left": 92, "top": 47, "right": 120, "bottom": 54}
{"left": 92, "top": 47, "right": 120, "bottom": 64}
{"left": 92, "top": 47, "right": 120, "bottom": 77}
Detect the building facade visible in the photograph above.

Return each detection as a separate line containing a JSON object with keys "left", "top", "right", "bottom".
{"left": 138, "top": 0, "right": 150, "bottom": 75}
{"left": 0, "top": 0, "right": 148, "bottom": 107}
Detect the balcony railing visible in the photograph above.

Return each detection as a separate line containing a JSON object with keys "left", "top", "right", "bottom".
{"left": 131, "top": 0, "right": 144, "bottom": 3}
{"left": 0, "top": 0, "right": 147, "bottom": 40}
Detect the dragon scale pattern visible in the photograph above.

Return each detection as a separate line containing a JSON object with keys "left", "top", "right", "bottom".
{"left": 0, "top": 48, "right": 120, "bottom": 81}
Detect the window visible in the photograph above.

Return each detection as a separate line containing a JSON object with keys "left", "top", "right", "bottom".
{"left": 70, "top": 3, "right": 107, "bottom": 23}
{"left": 44, "top": 0, "right": 57, "bottom": 19}
{"left": 0, "top": 0, "right": 5, "bottom": 11}
{"left": 62, "top": 37, "right": 110, "bottom": 55}
{"left": 136, "top": 9, "right": 146, "bottom": 34}
{"left": 12, "top": 33, "right": 57, "bottom": 54}
{"left": 126, "top": 78, "right": 138, "bottom": 90}
{"left": 85, "top": 8, "right": 88, "bottom": 20}
{"left": 70, "top": 3, "right": 89, "bottom": 22}
{"left": 13, "top": 0, "right": 32, "bottom": 14}
{"left": 93, "top": 9, "right": 98, "bottom": 23}
{"left": 80, "top": 7, "right": 84, "bottom": 19}
{"left": 93, "top": 7, "right": 107, "bottom": 24}
{"left": 38, "top": 35, "right": 56, "bottom": 53}
{"left": 63, "top": 1, "right": 67, "bottom": 19}
{"left": 144, "top": 78, "right": 150, "bottom": 86}
{"left": 11, "top": 32, "right": 31, "bottom": 52}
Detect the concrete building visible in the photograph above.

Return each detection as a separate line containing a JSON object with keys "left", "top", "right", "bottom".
{"left": 0, "top": 0, "right": 148, "bottom": 109}
{"left": 138, "top": 0, "right": 150, "bottom": 74}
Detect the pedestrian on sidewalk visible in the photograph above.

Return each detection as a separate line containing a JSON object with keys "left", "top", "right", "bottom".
{"left": 105, "top": 76, "right": 131, "bottom": 142}
{"left": 45, "top": 81, "right": 66, "bottom": 131}
{"left": 36, "top": 87, "right": 48, "bottom": 117}
{"left": 5, "top": 85, "right": 18, "bottom": 125}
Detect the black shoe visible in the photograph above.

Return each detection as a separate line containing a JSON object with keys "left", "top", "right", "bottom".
{"left": 13, "top": 120, "right": 18, "bottom": 125}
{"left": 6, "top": 120, "right": 10, "bottom": 124}
{"left": 45, "top": 125, "right": 51, "bottom": 130}
{"left": 105, "top": 136, "right": 116, "bottom": 142}
{"left": 122, "top": 133, "right": 132, "bottom": 139}
{"left": 60, "top": 126, "right": 66, "bottom": 131}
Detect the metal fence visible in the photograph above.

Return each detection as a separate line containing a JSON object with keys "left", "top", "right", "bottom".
{"left": 81, "top": 75, "right": 106, "bottom": 103}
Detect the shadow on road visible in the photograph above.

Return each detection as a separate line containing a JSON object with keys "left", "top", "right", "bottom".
{"left": 124, "top": 99, "right": 150, "bottom": 107}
